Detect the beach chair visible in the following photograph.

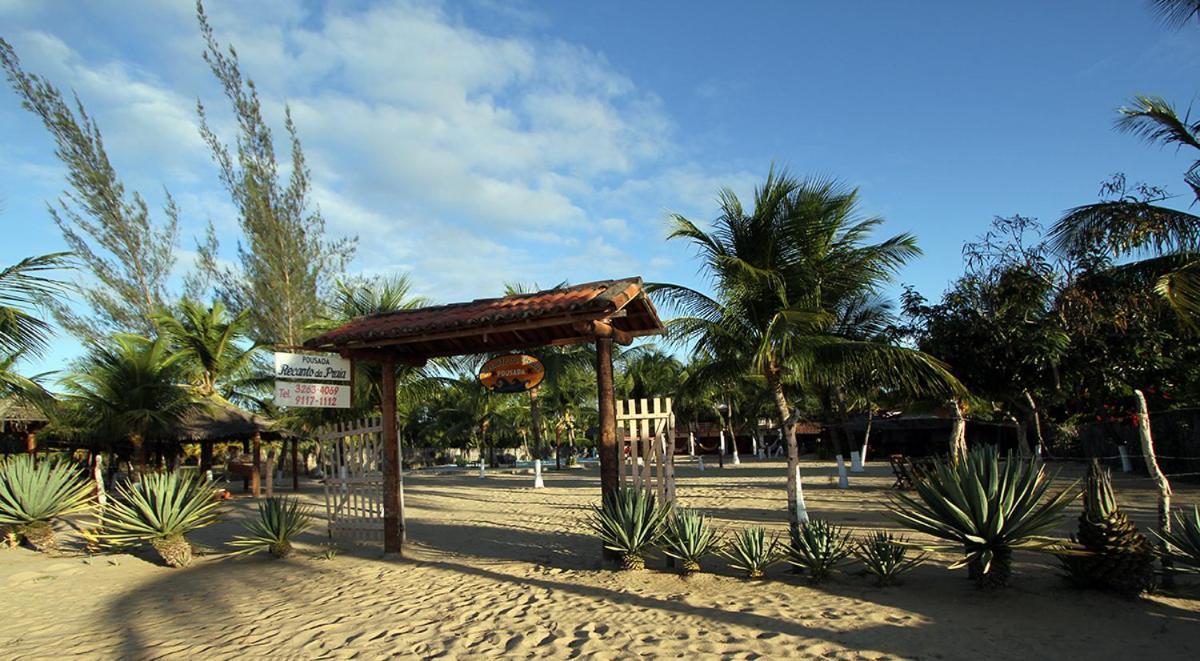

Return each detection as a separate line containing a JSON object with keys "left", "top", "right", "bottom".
{"left": 889, "top": 454, "right": 916, "bottom": 489}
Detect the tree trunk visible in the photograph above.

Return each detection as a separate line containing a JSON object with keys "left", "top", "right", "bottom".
{"left": 766, "top": 366, "right": 807, "bottom": 533}
{"left": 1135, "top": 388, "right": 1174, "bottom": 584}
{"left": 1022, "top": 390, "right": 1044, "bottom": 456}
{"left": 131, "top": 433, "right": 147, "bottom": 478}
{"left": 861, "top": 407, "right": 874, "bottom": 463}
{"left": 528, "top": 387, "right": 544, "bottom": 460}
{"left": 1013, "top": 415, "right": 1031, "bottom": 458}
{"left": 949, "top": 400, "right": 966, "bottom": 463}
{"left": 251, "top": 432, "right": 262, "bottom": 498}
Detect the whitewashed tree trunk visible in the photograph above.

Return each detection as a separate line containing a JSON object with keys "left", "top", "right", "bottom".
{"left": 949, "top": 400, "right": 967, "bottom": 463}
{"left": 835, "top": 454, "right": 849, "bottom": 488}
{"left": 850, "top": 450, "right": 863, "bottom": 473}
{"left": 688, "top": 429, "right": 696, "bottom": 456}
{"left": 533, "top": 459, "right": 544, "bottom": 488}
{"left": 1135, "top": 389, "right": 1174, "bottom": 582}
{"left": 861, "top": 408, "right": 874, "bottom": 464}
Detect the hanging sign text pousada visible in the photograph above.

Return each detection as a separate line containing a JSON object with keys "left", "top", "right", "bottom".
{"left": 274, "top": 351, "right": 351, "bottom": 382}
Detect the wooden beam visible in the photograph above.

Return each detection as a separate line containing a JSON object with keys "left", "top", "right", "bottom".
{"left": 339, "top": 348, "right": 427, "bottom": 367}
{"left": 381, "top": 355, "right": 404, "bottom": 554}
{"left": 573, "top": 320, "right": 633, "bottom": 346}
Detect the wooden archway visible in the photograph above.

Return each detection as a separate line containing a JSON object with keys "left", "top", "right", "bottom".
{"left": 304, "top": 277, "right": 666, "bottom": 553}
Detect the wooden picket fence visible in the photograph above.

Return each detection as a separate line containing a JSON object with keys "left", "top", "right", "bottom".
{"left": 318, "top": 416, "right": 386, "bottom": 543}
{"left": 616, "top": 397, "right": 677, "bottom": 506}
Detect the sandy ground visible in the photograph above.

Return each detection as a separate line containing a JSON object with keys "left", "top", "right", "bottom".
{"left": 2, "top": 458, "right": 1199, "bottom": 660}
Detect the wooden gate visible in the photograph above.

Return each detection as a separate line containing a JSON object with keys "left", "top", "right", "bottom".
{"left": 319, "top": 416, "right": 393, "bottom": 543}
{"left": 616, "top": 397, "right": 676, "bottom": 506}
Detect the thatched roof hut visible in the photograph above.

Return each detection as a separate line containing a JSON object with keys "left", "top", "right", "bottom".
{"left": 174, "top": 399, "right": 292, "bottom": 443}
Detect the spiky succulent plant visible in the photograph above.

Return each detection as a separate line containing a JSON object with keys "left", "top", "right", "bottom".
{"left": 229, "top": 497, "right": 313, "bottom": 559}
{"left": 0, "top": 454, "right": 93, "bottom": 553}
{"left": 785, "top": 519, "right": 854, "bottom": 583}
{"left": 855, "top": 532, "right": 927, "bottom": 586}
{"left": 888, "top": 445, "right": 1076, "bottom": 589}
{"left": 587, "top": 487, "right": 670, "bottom": 570}
{"left": 1059, "top": 460, "right": 1155, "bottom": 597}
{"left": 722, "top": 527, "right": 779, "bottom": 579}
{"left": 1159, "top": 505, "right": 1200, "bottom": 574}
{"left": 100, "top": 472, "right": 222, "bottom": 568}
{"left": 661, "top": 508, "right": 721, "bottom": 575}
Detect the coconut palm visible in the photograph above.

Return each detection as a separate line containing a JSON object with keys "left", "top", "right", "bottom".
{"left": 153, "top": 298, "right": 261, "bottom": 398}
{"left": 1051, "top": 2, "right": 1200, "bottom": 321}
{"left": 654, "top": 169, "right": 964, "bottom": 532}
{"left": 59, "top": 334, "right": 201, "bottom": 474}
{"left": 0, "top": 253, "right": 71, "bottom": 407}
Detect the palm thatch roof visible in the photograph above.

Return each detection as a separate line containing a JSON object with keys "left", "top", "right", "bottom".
{"left": 0, "top": 398, "right": 49, "bottom": 433}
{"left": 173, "top": 399, "right": 293, "bottom": 443}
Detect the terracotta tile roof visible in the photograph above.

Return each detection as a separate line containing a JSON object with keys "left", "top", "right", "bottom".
{"left": 304, "top": 277, "right": 664, "bottom": 357}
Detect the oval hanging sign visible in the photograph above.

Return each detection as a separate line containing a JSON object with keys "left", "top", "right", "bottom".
{"left": 479, "top": 354, "right": 545, "bottom": 393}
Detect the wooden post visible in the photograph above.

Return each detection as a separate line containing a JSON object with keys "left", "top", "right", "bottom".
{"left": 292, "top": 437, "right": 300, "bottom": 491}
{"left": 265, "top": 451, "right": 275, "bottom": 498}
{"left": 1135, "top": 389, "right": 1173, "bottom": 584}
{"left": 597, "top": 338, "right": 619, "bottom": 504}
{"left": 25, "top": 431, "right": 36, "bottom": 456}
{"left": 381, "top": 356, "right": 404, "bottom": 554}
{"left": 251, "top": 432, "right": 262, "bottom": 497}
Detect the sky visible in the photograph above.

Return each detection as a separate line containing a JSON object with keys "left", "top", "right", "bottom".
{"left": 1, "top": 0, "right": 1197, "bottom": 376}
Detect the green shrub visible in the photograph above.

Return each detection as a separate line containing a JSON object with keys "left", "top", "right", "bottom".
{"left": 722, "top": 527, "right": 779, "bottom": 579}
{"left": 100, "top": 472, "right": 222, "bottom": 568}
{"left": 587, "top": 487, "right": 670, "bottom": 570}
{"left": 661, "top": 508, "right": 721, "bottom": 575}
{"left": 0, "top": 455, "right": 93, "bottom": 553}
{"left": 229, "top": 496, "right": 313, "bottom": 559}
{"left": 888, "top": 445, "right": 1076, "bottom": 589}
{"left": 785, "top": 519, "right": 853, "bottom": 583}
{"left": 855, "top": 532, "right": 926, "bottom": 586}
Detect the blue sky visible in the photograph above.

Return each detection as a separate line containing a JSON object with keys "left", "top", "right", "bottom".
{"left": 1, "top": 0, "right": 1197, "bottom": 376}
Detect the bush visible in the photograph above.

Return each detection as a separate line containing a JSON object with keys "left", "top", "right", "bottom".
{"left": 587, "top": 487, "right": 670, "bottom": 570}
{"left": 785, "top": 519, "right": 853, "bottom": 583}
{"left": 229, "top": 496, "right": 313, "bottom": 559}
{"left": 100, "top": 472, "right": 222, "bottom": 568}
{"left": 661, "top": 508, "right": 721, "bottom": 575}
{"left": 888, "top": 445, "right": 1076, "bottom": 589}
{"left": 0, "top": 455, "right": 93, "bottom": 553}
{"left": 855, "top": 532, "right": 926, "bottom": 586}
{"left": 722, "top": 527, "right": 779, "bottom": 579}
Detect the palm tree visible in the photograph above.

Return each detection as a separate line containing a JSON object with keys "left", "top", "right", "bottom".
{"left": 654, "top": 169, "right": 963, "bottom": 532}
{"left": 153, "top": 299, "right": 261, "bottom": 398}
{"left": 1051, "top": 5, "right": 1200, "bottom": 320}
{"left": 60, "top": 334, "right": 200, "bottom": 474}
{"left": 438, "top": 373, "right": 521, "bottom": 474}
{"left": 0, "top": 253, "right": 71, "bottom": 408}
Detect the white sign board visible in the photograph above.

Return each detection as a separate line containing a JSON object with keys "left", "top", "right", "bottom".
{"left": 274, "top": 351, "right": 351, "bottom": 382}
{"left": 274, "top": 381, "right": 351, "bottom": 409}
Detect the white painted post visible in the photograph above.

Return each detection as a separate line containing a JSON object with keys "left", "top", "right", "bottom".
{"left": 1118, "top": 445, "right": 1133, "bottom": 473}
{"left": 534, "top": 459, "right": 544, "bottom": 488}
{"left": 93, "top": 455, "right": 106, "bottom": 509}
{"left": 718, "top": 429, "right": 726, "bottom": 457}
{"left": 836, "top": 454, "right": 849, "bottom": 488}
{"left": 850, "top": 450, "right": 864, "bottom": 473}
{"left": 794, "top": 464, "right": 809, "bottom": 523}
{"left": 688, "top": 430, "right": 695, "bottom": 456}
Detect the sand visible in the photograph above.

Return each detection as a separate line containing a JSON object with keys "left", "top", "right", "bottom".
{"left": 2, "top": 458, "right": 1199, "bottom": 660}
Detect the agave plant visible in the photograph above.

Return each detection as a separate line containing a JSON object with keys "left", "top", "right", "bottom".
{"left": 0, "top": 454, "right": 93, "bottom": 552}
{"left": 888, "top": 445, "right": 1076, "bottom": 589}
{"left": 785, "top": 519, "right": 854, "bottom": 583}
{"left": 587, "top": 487, "right": 670, "bottom": 570}
{"left": 722, "top": 527, "right": 779, "bottom": 579}
{"left": 661, "top": 508, "right": 721, "bottom": 575}
{"left": 229, "top": 497, "right": 313, "bottom": 559}
{"left": 1059, "top": 460, "right": 1155, "bottom": 597}
{"left": 1159, "top": 505, "right": 1200, "bottom": 574}
{"left": 100, "top": 471, "right": 222, "bottom": 568}
{"left": 855, "top": 532, "right": 927, "bottom": 586}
